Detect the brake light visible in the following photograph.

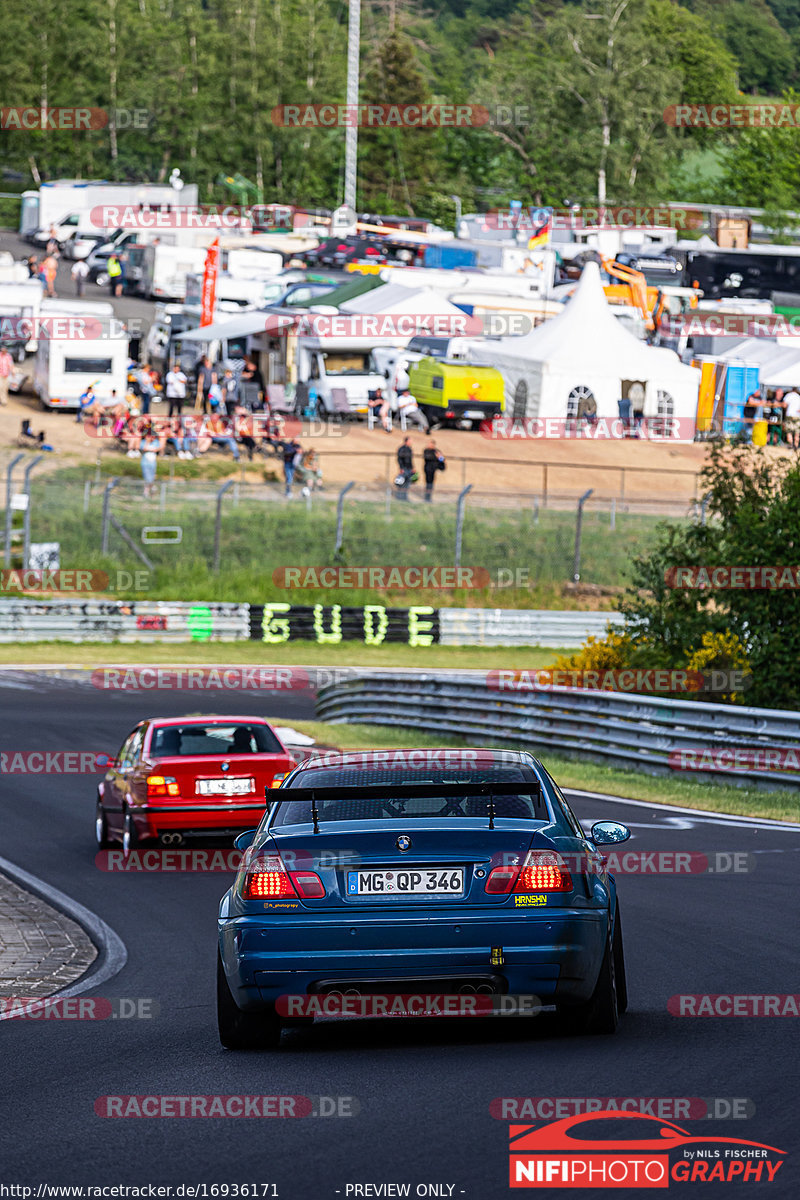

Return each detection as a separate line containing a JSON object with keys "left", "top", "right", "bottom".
{"left": 269, "top": 773, "right": 288, "bottom": 789}
{"left": 485, "top": 851, "right": 572, "bottom": 894}
{"left": 146, "top": 774, "right": 180, "bottom": 798}
{"left": 242, "top": 854, "right": 325, "bottom": 899}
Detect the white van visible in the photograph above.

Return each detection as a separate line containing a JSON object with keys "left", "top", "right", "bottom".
{"left": 125, "top": 244, "right": 208, "bottom": 300}
{"left": 0, "top": 280, "right": 46, "bottom": 358}
{"left": 34, "top": 298, "right": 128, "bottom": 410}
{"left": 296, "top": 336, "right": 388, "bottom": 416}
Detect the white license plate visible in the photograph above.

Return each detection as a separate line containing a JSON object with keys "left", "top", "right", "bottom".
{"left": 463, "top": 410, "right": 486, "bottom": 419}
{"left": 347, "top": 868, "right": 464, "bottom": 896}
{"left": 195, "top": 777, "right": 255, "bottom": 797}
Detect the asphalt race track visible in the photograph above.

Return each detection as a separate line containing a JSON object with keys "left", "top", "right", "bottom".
{"left": 1, "top": 677, "right": 798, "bottom": 1196}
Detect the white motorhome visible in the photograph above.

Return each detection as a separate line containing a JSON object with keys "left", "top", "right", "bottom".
{"left": 293, "top": 336, "right": 387, "bottom": 415}
{"left": 0, "top": 280, "right": 45, "bottom": 358}
{"left": 125, "top": 243, "right": 208, "bottom": 300}
{"left": 34, "top": 298, "right": 127, "bottom": 410}
{"left": 20, "top": 179, "right": 199, "bottom": 240}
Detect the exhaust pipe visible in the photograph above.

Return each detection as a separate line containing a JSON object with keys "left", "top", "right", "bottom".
{"left": 476, "top": 984, "right": 495, "bottom": 995}
{"left": 459, "top": 984, "right": 477, "bottom": 994}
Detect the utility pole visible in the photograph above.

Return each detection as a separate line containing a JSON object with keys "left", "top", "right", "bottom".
{"left": 344, "top": 0, "right": 361, "bottom": 211}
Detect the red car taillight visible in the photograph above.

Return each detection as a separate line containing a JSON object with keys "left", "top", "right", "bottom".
{"left": 269, "top": 772, "right": 289, "bottom": 789}
{"left": 242, "top": 854, "right": 325, "bottom": 900}
{"left": 146, "top": 775, "right": 180, "bottom": 798}
{"left": 485, "top": 850, "right": 573, "bottom": 894}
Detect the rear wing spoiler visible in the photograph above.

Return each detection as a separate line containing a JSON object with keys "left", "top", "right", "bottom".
{"left": 265, "top": 780, "right": 545, "bottom": 834}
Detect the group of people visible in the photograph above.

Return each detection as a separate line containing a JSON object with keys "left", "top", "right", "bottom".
{"left": 367, "top": 386, "right": 429, "bottom": 432}
{"left": 395, "top": 436, "right": 446, "bottom": 502}
{"left": 743, "top": 386, "right": 800, "bottom": 447}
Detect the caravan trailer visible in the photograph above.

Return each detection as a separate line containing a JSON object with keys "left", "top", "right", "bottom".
{"left": 0, "top": 280, "right": 45, "bottom": 359}
{"left": 34, "top": 298, "right": 127, "bottom": 410}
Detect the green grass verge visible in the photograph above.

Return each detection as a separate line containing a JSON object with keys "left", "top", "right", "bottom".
{"left": 8, "top": 466, "right": 675, "bottom": 608}
{"left": 0, "top": 641, "right": 571, "bottom": 668}
{"left": 279, "top": 720, "right": 800, "bottom": 824}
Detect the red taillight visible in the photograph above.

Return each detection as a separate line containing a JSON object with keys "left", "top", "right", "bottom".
{"left": 242, "top": 854, "right": 325, "bottom": 899}
{"left": 485, "top": 851, "right": 572, "bottom": 894}
{"left": 146, "top": 774, "right": 180, "bottom": 798}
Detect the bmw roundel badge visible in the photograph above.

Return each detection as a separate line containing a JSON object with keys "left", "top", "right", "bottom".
{"left": 396, "top": 835, "right": 412, "bottom": 852}
{"left": 221, "top": 762, "right": 230, "bottom": 772}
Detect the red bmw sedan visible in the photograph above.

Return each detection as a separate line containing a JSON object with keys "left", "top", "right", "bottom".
{"left": 95, "top": 716, "right": 297, "bottom": 855}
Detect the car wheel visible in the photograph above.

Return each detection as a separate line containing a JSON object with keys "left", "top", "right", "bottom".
{"left": 217, "top": 953, "right": 282, "bottom": 1050}
{"left": 95, "top": 801, "right": 110, "bottom": 850}
{"left": 558, "top": 918, "right": 619, "bottom": 1036}
{"left": 122, "top": 809, "right": 139, "bottom": 858}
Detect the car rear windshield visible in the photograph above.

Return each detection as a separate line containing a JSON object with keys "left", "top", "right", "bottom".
{"left": 150, "top": 723, "right": 283, "bottom": 757}
{"left": 273, "top": 765, "right": 544, "bottom": 825}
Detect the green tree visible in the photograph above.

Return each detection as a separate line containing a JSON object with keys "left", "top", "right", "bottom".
{"left": 621, "top": 442, "right": 800, "bottom": 709}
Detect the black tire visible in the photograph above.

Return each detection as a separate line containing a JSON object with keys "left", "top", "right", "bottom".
{"left": 558, "top": 915, "right": 620, "bottom": 1035}
{"left": 217, "top": 953, "right": 282, "bottom": 1050}
{"left": 95, "top": 800, "right": 110, "bottom": 850}
{"left": 613, "top": 903, "right": 628, "bottom": 1015}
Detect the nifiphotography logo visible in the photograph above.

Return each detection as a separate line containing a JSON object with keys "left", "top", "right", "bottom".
{"left": 507, "top": 1111, "right": 785, "bottom": 1187}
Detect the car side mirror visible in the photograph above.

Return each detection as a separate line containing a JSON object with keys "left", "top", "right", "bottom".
{"left": 234, "top": 829, "right": 257, "bottom": 851}
{"left": 590, "top": 820, "right": 631, "bottom": 845}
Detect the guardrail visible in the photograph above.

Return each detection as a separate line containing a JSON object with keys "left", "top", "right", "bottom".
{"left": 439, "top": 609, "right": 621, "bottom": 647}
{"left": 0, "top": 600, "right": 249, "bottom": 643}
{"left": 316, "top": 672, "right": 800, "bottom": 790}
{"left": 0, "top": 600, "right": 619, "bottom": 646}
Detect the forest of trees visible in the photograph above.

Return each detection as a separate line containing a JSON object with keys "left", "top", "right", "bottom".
{"left": 3, "top": 0, "right": 800, "bottom": 222}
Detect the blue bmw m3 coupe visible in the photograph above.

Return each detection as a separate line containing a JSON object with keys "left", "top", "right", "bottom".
{"left": 217, "top": 748, "right": 631, "bottom": 1048}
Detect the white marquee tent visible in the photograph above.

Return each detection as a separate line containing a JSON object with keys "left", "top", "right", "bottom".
{"left": 466, "top": 262, "right": 701, "bottom": 435}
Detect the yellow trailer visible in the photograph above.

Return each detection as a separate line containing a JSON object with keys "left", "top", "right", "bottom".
{"left": 407, "top": 356, "right": 505, "bottom": 428}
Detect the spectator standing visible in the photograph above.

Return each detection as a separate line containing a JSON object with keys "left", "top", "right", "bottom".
{"left": 395, "top": 436, "right": 414, "bottom": 500}
{"left": 41, "top": 253, "right": 58, "bottom": 298}
{"left": 0, "top": 344, "right": 13, "bottom": 407}
{"left": 107, "top": 254, "right": 123, "bottom": 298}
{"left": 222, "top": 367, "right": 238, "bottom": 413}
{"left": 165, "top": 365, "right": 188, "bottom": 417}
{"left": 137, "top": 363, "right": 156, "bottom": 416}
{"left": 782, "top": 387, "right": 800, "bottom": 448}
{"left": 26, "top": 255, "right": 39, "bottom": 279}
{"left": 139, "top": 422, "right": 161, "bottom": 498}
{"left": 71, "top": 258, "right": 89, "bottom": 297}
{"left": 281, "top": 436, "right": 302, "bottom": 496}
{"left": 397, "top": 387, "right": 429, "bottom": 431}
{"left": 423, "top": 439, "right": 445, "bottom": 502}
{"left": 195, "top": 356, "right": 215, "bottom": 414}
{"left": 617, "top": 396, "right": 632, "bottom": 436}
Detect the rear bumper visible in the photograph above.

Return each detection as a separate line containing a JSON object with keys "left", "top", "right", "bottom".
{"left": 133, "top": 803, "right": 265, "bottom": 836}
{"left": 218, "top": 907, "right": 608, "bottom": 1011}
